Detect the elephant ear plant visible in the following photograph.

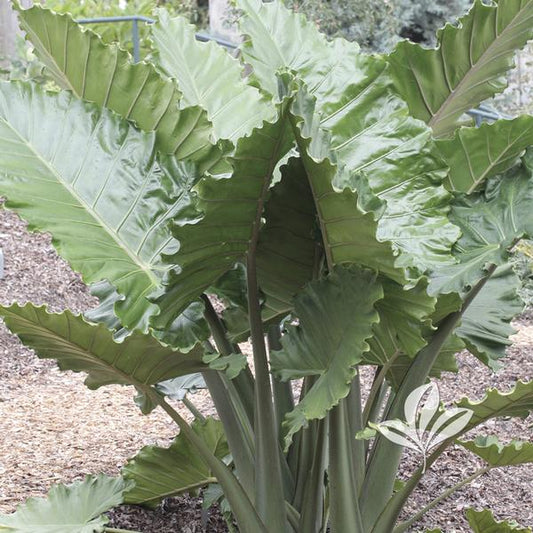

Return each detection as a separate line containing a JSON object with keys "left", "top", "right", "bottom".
{"left": 1, "top": 0, "right": 533, "bottom": 531}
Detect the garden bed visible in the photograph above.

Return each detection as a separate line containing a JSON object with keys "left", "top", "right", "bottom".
{"left": 0, "top": 206, "right": 531, "bottom": 532}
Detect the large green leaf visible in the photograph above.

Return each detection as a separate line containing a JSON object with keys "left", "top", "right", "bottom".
{"left": 457, "top": 265, "right": 523, "bottom": 370}
{"left": 0, "top": 82, "right": 199, "bottom": 332}
{"left": 271, "top": 266, "right": 383, "bottom": 449}
{"left": 290, "top": 88, "right": 406, "bottom": 284}
{"left": 239, "top": 0, "right": 459, "bottom": 277}
{"left": 123, "top": 417, "right": 229, "bottom": 507}
{"left": 0, "top": 475, "right": 129, "bottom": 533}
{"left": 0, "top": 303, "right": 205, "bottom": 389}
{"left": 16, "top": 4, "right": 222, "bottom": 171}
{"left": 151, "top": 10, "right": 275, "bottom": 142}
{"left": 459, "top": 436, "right": 533, "bottom": 467}
{"left": 466, "top": 508, "right": 532, "bottom": 533}
{"left": 152, "top": 84, "right": 296, "bottom": 328}
{"left": 456, "top": 380, "right": 533, "bottom": 430}
{"left": 429, "top": 162, "right": 533, "bottom": 296}
{"left": 437, "top": 117, "right": 533, "bottom": 193}
{"left": 388, "top": 0, "right": 533, "bottom": 137}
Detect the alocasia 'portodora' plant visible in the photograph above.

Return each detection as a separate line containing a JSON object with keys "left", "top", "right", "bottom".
{"left": 1, "top": 0, "right": 533, "bottom": 531}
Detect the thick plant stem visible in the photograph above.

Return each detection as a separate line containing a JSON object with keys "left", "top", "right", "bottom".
{"left": 246, "top": 252, "right": 289, "bottom": 532}
{"left": 394, "top": 466, "right": 491, "bottom": 532}
{"left": 363, "top": 352, "right": 399, "bottom": 427}
{"left": 182, "top": 396, "right": 205, "bottom": 421}
{"left": 298, "top": 417, "right": 328, "bottom": 533}
{"left": 201, "top": 294, "right": 255, "bottom": 423}
{"left": 360, "top": 265, "right": 497, "bottom": 531}
{"left": 329, "top": 399, "right": 364, "bottom": 533}
{"left": 346, "top": 374, "right": 365, "bottom": 493}
{"left": 147, "top": 389, "right": 267, "bottom": 533}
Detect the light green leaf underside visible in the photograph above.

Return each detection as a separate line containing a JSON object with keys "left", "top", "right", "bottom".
{"left": 0, "top": 303, "right": 205, "bottom": 390}
{"left": 151, "top": 10, "right": 275, "bottom": 142}
{"left": 239, "top": 0, "right": 459, "bottom": 277}
{"left": 437, "top": 117, "right": 533, "bottom": 193}
{"left": 457, "top": 265, "right": 523, "bottom": 370}
{"left": 388, "top": 0, "right": 533, "bottom": 137}
{"left": 466, "top": 508, "right": 532, "bottom": 533}
{"left": 429, "top": 162, "right": 533, "bottom": 297}
{"left": 0, "top": 475, "right": 129, "bottom": 533}
{"left": 16, "top": 4, "right": 222, "bottom": 171}
{"left": 153, "top": 95, "right": 295, "bottom": 328}
{"left": 456, "top": 380, "right": 533, "bottom": 430}
{"left": 459, "top": 435, "right": 533, "bottom": 467}
{"left": 0, "top": 82, "right": 200, "bottom": 331}
{"left": 271, "top": 266, "right": 382, "bottom": 449}
{"left": 123, "top": 418, "right": 228, "bottom": 507}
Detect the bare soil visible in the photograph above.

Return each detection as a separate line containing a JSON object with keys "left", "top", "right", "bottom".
{"left": 0, "top": 206, "right": 532, "bottom": 532}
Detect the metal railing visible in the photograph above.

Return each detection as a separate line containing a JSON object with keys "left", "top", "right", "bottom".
{"left": 75, "top": 15, "right": 236, "bottom": 63}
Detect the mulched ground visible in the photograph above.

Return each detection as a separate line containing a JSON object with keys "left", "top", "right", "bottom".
{"left": 0, "top": 205, "right": 531, "bottom": 532}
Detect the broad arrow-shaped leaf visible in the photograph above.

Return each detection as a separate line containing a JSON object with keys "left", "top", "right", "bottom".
{"left": 151, "top": 10, "right": 275, "bottom": 143}
{"left": 16, "top": 4, "right": 223, "bottom": 172}
{"left": 0, "top": 475, "right": 130, "bottom": 533}
{"left": 456, "top": 380, "right": 533, "bottom": 431}
{"left": 0, "top": 303, "right": 205, "bottom": 390}
{"left": 271, "top": 266, "right": 382, "bottom": 449}
{"left": 123, "top": 417, "right": 229, "bottom": 507}
{"left": 466, "top": 508, "right": 532, "bottom": 533}
{"left": 457, "top": 264, "right": 523, "bottom": 370}
{"left": 152, "top": 81, "right": 296, "bottom": 328}
{"left": 437, "top": 117, "right": 533, "bottom": 193}
{"left": 459, "top": 435, "right": 533, "bottom": 467}
{"left": 429, "top": 161, "right": 533, "bottom": 296}
{"left": 0, "top": 82, "right": 200, "bottom": 332}
{"left": 239, "top": 0, "right": 459, "bottom": 277}
{"left": 388, "top": 0, "right": 533, "bottom": 137}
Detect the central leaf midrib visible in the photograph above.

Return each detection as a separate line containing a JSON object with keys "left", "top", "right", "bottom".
{"left": 428, "top": 3, "right": 532, "bottom": 130}
{"left": 1, "top": 116, "right": 159, "bottom": 288}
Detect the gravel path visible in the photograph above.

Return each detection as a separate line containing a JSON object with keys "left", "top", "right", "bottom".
{"left": 0, "top": 206, "right": 531, "bottom": 532}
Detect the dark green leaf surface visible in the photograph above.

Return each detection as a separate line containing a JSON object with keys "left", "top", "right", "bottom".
{"left": 16, "top": 4, "right": 222, "bottom": 171}
{"left": 152, "top": 10, "right": 275, "bottom": 142}
{"left": 459, "top": 436, "right": 533, "bottom": 467}
{"left": 0, "top": 82, "right": 200, "bottom": 332}
{"left": 123, "top": 418, "right": 229, "bottom": 507}
{"left": 153, "top": 92, "right": 295, "bottom": 328}
{"left": 457, "top": 265, "right": 523, "bottom": 370}
{"left": 0, "top": 475, "right": 129, "bottom": 533}
{"left": 0, "top": 303, "right": 205, "bottom": 389}
{"left": 389, "top": 0, "right": 533, "bottom": 137}
{"left": 437, "top": 117, "right": 533, "bottom": 193}
{"left": 271, "top": 266, "right": 382, "bottom": 448}
{"left": 466, "top": 508, "right": 532, "bottom": 533}
{"left": 429, "top": 163, "right": 533, "bottom": 296}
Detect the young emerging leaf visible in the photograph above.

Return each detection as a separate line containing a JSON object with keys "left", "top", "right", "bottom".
{"left": 0, "top": 475, "right": 130, "bottom": 533}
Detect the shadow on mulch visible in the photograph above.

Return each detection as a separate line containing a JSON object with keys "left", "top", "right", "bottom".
{"left": 108, "top": 496, "right": 229, "bottom": 533}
